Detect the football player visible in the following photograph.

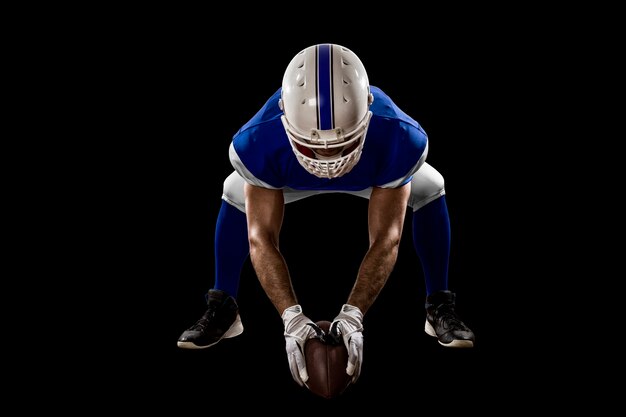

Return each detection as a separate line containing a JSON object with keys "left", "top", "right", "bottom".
{"left": 178, "top": 44, "right": 475, "bottom": 387}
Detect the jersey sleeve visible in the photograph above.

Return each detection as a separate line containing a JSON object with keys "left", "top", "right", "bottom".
{"left": 364, "top": 86, "right": 430, "bottom": 189}
{"left": 378, "top": 140, "right": 428, "bottom": 188}
{"left": 229, "top": 142, "right": 281, "bottom": 189}
{"left": 227, "top": 89, "right": 290, "bottom": 190}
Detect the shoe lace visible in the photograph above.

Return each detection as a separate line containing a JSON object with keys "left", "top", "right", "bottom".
{"left": 189, "top": 305, "right": 218, "bottom": 331}
{"left": 435, "top": 305, "right": 469, "bottom": 331}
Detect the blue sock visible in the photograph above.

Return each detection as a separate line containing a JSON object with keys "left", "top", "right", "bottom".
{"left": 412, "top": 196, "right": 450, "bottom": 295}
{"left": 213, "top": 200, "right": 249, "bottom": 297}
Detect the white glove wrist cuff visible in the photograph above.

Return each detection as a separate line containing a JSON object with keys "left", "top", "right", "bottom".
{"left": 282, "top": 304, "right": 303, "bottom": 324}
{"left": 341, "top": 304, "right": 363, "bottom": 321}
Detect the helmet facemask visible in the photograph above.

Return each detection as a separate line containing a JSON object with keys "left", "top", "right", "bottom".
{"left": 281, "top": 111, "right": 372, "bottom": 179}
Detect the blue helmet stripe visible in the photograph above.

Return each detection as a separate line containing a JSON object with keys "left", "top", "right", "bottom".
{"left": 317, "top": 44, "right": 334, "bottom": 130}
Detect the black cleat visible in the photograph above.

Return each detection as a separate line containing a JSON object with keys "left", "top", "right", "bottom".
{"left": 425, "top": 290, "right": 475, "bottom": 348}
{"left": 177, "top": 289, "right": 243, "bottom": 349}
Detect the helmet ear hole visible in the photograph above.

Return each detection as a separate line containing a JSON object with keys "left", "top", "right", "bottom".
{"left": 278, "top": 98, "right": 284, "bottom": 111}
{"left": 368, "top": 93, "right": 374, "bottom": 105}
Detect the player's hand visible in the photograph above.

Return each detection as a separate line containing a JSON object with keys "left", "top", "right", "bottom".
{"left": 330, "top": 304, "right": 364, "bottom": 383}
{"left": 282, "top": 304, "right": 317, "bottom": 386}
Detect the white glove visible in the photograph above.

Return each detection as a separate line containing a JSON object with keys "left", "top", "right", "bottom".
{"left": 282, "top": 305, "right": 317, "bottom": 386}
{"left": 330, "top": 304, "right": 364, "bottom": 382}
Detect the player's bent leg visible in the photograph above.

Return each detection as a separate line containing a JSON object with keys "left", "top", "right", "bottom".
{"left": 177, "top": 289, "right": 244, "bottom": 349}
{"left": 178, "top": 172, "right": 249, "bottom": 349}
{"left": 409, "top": 164, "right": 475, "bottom": 348}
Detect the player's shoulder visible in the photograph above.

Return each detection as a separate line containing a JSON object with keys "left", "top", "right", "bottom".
{"left": 369, "top": 86, "right": 399, "bottom": 116}
{"left": 369, "top": 85, "right": 420, "bottom": 127}
{"left": 368, "top": 85, "right": 427, "bottom": 143}
{"left": 234, "top": 88, "right": 283, "bottom": 137}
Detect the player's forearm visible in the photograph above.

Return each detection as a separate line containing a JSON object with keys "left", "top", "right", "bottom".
{"left": 347, "top": 237, "right": 401, "bottom": 314}
{"left": 244, "top": 183, "right": 294, "bottom": 314}
{"left": 347, "top": 184, "right": 409, "bottom": 314}
{"left": 249, "top": 240, "right": 298, "bottom": 315}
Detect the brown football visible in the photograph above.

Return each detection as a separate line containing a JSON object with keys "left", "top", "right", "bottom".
{"left": 304, "top": 320, "right": 352, "bottom": 399}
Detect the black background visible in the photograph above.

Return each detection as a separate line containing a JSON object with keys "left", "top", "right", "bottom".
{"left": 93, "top": 16, "right": 577, "bottom": 412}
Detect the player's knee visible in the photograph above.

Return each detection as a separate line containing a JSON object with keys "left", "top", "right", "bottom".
{"left": 222, "top": 172, "right": 246, "bottom": 213}
{"left": 408, "top": 165, "right": 446, "bottom": 211}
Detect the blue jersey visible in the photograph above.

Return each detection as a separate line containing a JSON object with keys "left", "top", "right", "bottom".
{"left": 229, "top": 86, "right": 428, "bottom": 191}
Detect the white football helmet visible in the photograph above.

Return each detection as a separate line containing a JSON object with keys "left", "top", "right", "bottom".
{"left": 279, "top": 44, "right": 374, "bottom": 179}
